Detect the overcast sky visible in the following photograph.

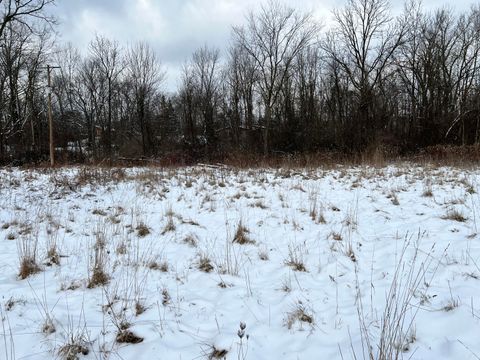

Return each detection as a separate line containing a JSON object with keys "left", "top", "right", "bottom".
{"left": 52, "top": 0, "right": 476, "bottom": 91}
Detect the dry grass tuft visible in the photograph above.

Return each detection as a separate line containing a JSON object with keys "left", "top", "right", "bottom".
{"left": 232, "top": 222, "right": 254, "bottom": 245}
{"left": 422, "top": 186, "right": 433, "bottom": 197}
{"left": 162, "top": 216, "right": 176, "bottom": 234}
{"left": 87, "top": 267, "right": 109, "bottom": 289}
{"left": 285, "top": 301, "right": 314, "bottom": 330}
{"left": 198, "top": 254, "right": 214, "bottom": 273}
{"left": 19, "top": 257, "right": 41, "bottom": 280}
{"left": 136, "top": 223, "right": 150, "bottom": 237}
{"left": 116, "top": 330, "right": 144, "bottom": 344}
{"left": 161, "top": 288, "right": 171, "bottom": 306}
{"left": 344, "top": 243, "right": 357, "bottom": 262}
{"left": 135, "top": 301, "right": 146, "bottom": 316}
{"left": 442, "top": 209, "right": 467, "bottom": 222}
{"left": 58, "top": 328, "right": 90, "bottom": 360}
{"left": 58, "top": 343, "right": 89, "bottom": 360}
{"left": 208, "top": 346, "right": 228, "bottom": 359}
{"left": 18, "top": 236, "right": 41, "bottom": 279}
{"left": 87, "top": 234, "right": 109, "bottom": 288}
{"left": 284, "top": 245, "right": 307, "bottom": 272}
{"left": 331, "top": 232, "right": 343, "bottom": 241}
{"left": 252, "top": 199, "right": 268, "bottom": 209}
{"left": 258, "top": 249, "right": 269, "bottom": 261}
{"left": 183, "top": 234, "right": 198, "bottom": 247}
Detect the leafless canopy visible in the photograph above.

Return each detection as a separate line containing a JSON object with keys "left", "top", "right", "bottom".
{"left": 0, "top": 0, "right": 55, "bottom": 38}
{"left": 232, "top": 0, "right": 318, "bottom": 154}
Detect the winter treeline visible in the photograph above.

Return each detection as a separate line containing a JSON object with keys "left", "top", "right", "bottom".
{"left": 1, "top": 0, "right": 480, "bottom": 163}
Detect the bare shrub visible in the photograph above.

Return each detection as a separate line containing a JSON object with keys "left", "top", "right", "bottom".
{"left": 352, "top": 233, "right": 440, "bottom": 360}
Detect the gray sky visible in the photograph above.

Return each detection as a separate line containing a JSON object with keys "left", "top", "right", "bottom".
{"left": 52, "top": 0, "right": 476, "bottom": 91}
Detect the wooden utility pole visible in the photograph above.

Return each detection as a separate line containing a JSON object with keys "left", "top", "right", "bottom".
{"left": 47, "top": 65, "right": 60, "bottom": 167}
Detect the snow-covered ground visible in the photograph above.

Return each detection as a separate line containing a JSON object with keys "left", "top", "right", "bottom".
{"left": 1, "top": 164, "right": 480, "bottom": 360}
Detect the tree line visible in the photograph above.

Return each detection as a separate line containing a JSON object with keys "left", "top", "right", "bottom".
{"left": 0, "top": 0, "right": 480, "bottom": 164}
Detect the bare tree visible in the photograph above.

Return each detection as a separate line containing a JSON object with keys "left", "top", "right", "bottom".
{"left": 178, "top": 62, "right": 198, "bottom": 156}
{"left": 233, "top": 0, "right": 317, "bottom": 155}
{"left": 324, "top": 0, "right": 406, "bottom": 149}
{"left": 0, "top": 0, "right": 55, "bottom": 39}
{"left": 226, "top": 44, "right": 258, "bottom": 150}
{"left": 89, "top": 35, "right": 123, "bottom": 161}
{"left": 191, "top": 45, "right": 220, "bottom": 156}
{"left": 126, "top": 41, "right": 165, "bottom": 156}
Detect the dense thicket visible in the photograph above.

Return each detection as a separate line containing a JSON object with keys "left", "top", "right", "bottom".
{"left": 1, "top": 0, "right": 479, "bottom": 163}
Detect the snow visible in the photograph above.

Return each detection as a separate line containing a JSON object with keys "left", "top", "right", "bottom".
{"left": 0, "top": 164, "right": 479, "bottom": 359}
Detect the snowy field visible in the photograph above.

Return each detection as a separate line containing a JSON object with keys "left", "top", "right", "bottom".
{"left": 1, "top": 164, "right": 480, "bottom": 360}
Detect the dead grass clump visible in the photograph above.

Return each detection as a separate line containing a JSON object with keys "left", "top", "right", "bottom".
{"left": 87, "top": 234, "right": 109, "bottom": 288}
{"left": 162, "top": 288, "right": 171, "bottom": 306}
{"left": 116, "top": 330, "right": 144, "bottom": 344}
{"left": 182, "top": 218, "right": 200, "bottom": 226}
{"left": 46, "top": 246, "right": 61, "bottom": 266}
{"left": 258, "top": 249, "right": 269, "bottom": 261}
{"left": 284, "top": 245, "right": 307, "bottom": 272}
{"left": 58, "top": 326, "right": 90, "bottom": 360}
{"left": 87, "top": 267, "right": 109, "bottom": 289}
{"left": 344, "top": 243, "right": 357, "bottom": 262}
{"left": 162, "top": 216, "right": 176, "bottom": 234}
{"left": 252, "top": 200, "right": 268, "bottom": 209}
{"left": 442, "top": 298, "right": 459, "bottom": 312}
{"left": 387, "top": 191, "right": 400, "bottom": 205}
{"left": 116, "top": 241, "right": 127, "bottom": 255}
{"left": 5, "top": 296, "right": 26, "bottom": 311}
{"left": 442, "top": 209, "right": 467, "bottom": 222}
{"left": 207, "top": 346, "right": 228, "bottom": 359}
{"left": 157, "top": 260, "right": 169, "bottom": 272}
{"left": 42, "top": 317, "right": 56, "bottom": 334}
{"left": 45, "top": 230, "right": 61, "bottom": 266}
{"left": 19, "top": 257, "right": 41, "bottom": 280}
{"left": 183, "top": 234, "right": 198, "bottom": 247}
{"left": 285, "top": 301, "right": 314, "bottom": 330}
{"left": 136, "top": 223, "right": 150, "bottom": 237}
{"left": 92, "top": 209, "right": 107, "bottom": 216}
{"left": 233, "top": 222, "right": 254, "bottom": 245}
{"left": 18, "top": 236, "right": 41, "bottom": 279}
{"left": 331, "top": 232, "right": 343, "bottom": 241}
{"left": 147, "top": 260, "right": 170, "bottom": 273}
{"left": 198, "top": 254, "right": 214, "bottom": 273}
{"left": 317, "top": 209, "right": 327, "bottom": 224}
{"left": 58, "top": 343, "right": 89, "bottom": 360}
{"left": 422, "top": 185, "right": 433, "bottom": 197}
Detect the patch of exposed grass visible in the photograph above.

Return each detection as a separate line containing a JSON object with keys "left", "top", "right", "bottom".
{"left": 136, "top": 223, "right": 150, "bottom": 237}
{"left": 285, "top": 301, "right": 314, "bottom": 330}
{"left": 232, "top": 222, "right": 254, "bottom": 245}
{"left": 198, "top": 254, "right": 214, "bottom": 273}
{"left": 442, "top": 209, "right": 467, "bottom": 222}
